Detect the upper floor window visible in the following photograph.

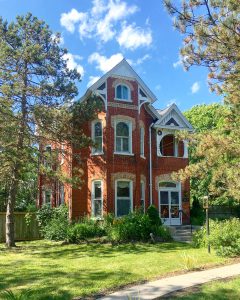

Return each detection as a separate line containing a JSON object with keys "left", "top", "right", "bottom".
{"left": 115, "top": 121, "right": 132, "bottom": 154}
{"left": 92, "top": 180, "right": 103, "bottom": 218}
{"left": 115, "top": 84, "right": 130, "bottom": 101}
{"left": 140, "top": 127, "right": 144, "bottom": 157}
{"left": 59, "top": 184, "right": 64, "bottom": 206}
{"left": 44, "top": 145, "right": 52, "bottom": 168}
{"left": 115, "top": 180, "right": 133, "bottom": 217}
{"left": 92, "top": 121, "right": 103, "bottom": 154}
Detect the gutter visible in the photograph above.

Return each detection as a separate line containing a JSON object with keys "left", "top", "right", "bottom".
{"left": 149, "top": 122, "right": 154, "bottom": 205}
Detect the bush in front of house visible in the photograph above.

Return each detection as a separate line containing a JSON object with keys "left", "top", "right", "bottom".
{"left": 37, "top": 204, "right": 69, "bottom": 241}
{"left": 67, "top": 218, "right": 106, "bottom": 243}
{"left": 106, "top": 210, "right": 171, "bottom": 243}
{"left": 146, "top": 205, "right": 162, "bottom": 227}
{"left": 192, "top": 218, "right": 240, "bottom": 257}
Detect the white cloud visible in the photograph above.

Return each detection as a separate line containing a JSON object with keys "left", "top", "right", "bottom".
{"left": 191, "top": 81, "right": 200, "bottom": 94}
{"left": 60, "top": 1, "right": 139, "bottom": 43}
{"left": 87, "top": 76, "right": 101, "bottom": 88}
{"left": 60, "top": 9, "right": 87, "bottom": 33}
{"left": 63, "top": 53, "right": 85, "bottom": 77}
{"left": 173, "top": 59, "right": 182, "bottom": 68}
{"left": 88, "top": 52, "right": 123, "bottom": 73}
{"left": 155, "top": 84, "right": 161, "bottom": 91}
{"left": 128, "top": 54, "right": 150, "bottom": 66}
{"left": 117, "top": 22, "right": 152, "bottom": 50}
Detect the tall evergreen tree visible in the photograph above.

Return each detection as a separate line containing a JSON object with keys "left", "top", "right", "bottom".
{"left": 164, "top": 0, "right": 240, "bottom": 203}
{"left": 0, "top": 14, "right": 100, "bottom": 247}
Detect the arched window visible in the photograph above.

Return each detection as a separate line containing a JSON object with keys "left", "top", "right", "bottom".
{"left": 140, "top": 127, "right": 144, "bottom": 157}
{"left": 115, "top": 180, "right": 133, "bottom": 217}
{"left": 159, "top": 134, "right": 176, "bottom": 157}
{"left": 115, "top": 121, "right": 132, "bottom": 153}
{"left": 92, "top": 180, "right": 103, "bottom": 218}
{"left": 115, "top": 84, "right": 130, "bottom": 101}
{"left": 92, "top": 121, "right": 103, "bottom": 154}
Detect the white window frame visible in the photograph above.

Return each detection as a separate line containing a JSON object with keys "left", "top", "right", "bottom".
{"left": 115, "top": 179, "right": 133, "bottom": 217}
{"left": 115, "top": 84, "right": 131, "bottom": 102}
{"left": 91, "top": 180, "right": 103, "bottom": 218}
{"left": 140, "top": 126, "right": 145, "bottom": 157}
{"left": 91, "top": 120, "right": 103, "bottom": 155}
{"left": 140, "top": 181, "right": 145, "bottom": 212}
{"left": 43, "top": 189, "right": 52, "bottom": 205}
{"left": 59, "top": 184, "right": 64, "bottom": 205}
{"left": 114, "top": 120, "right": 133, "bottom": 155}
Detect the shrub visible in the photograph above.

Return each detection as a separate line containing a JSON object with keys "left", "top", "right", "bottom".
{"left": 155, "top": 225, "right": 172, "bottom": 242}
{"left": 68, "top": 218, "right": 105, "bottom": 243}
{"left": 192, "top": 218, "right": 240, "bottom": 257}
{"left": 146, "top": 205, "right": 162, "bottom": 226}
{"left": 107, "top": 211, "right": 169, "bottom": 243}
{"left": 37, "top": 205, "right": 69, "bottom": 241}
{"left": 190, "top": 198, "right": 205, "bottom": 225}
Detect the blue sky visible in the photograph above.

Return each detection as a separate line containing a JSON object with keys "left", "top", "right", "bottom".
{"left": 1, "top": 0, "right": 221, "bottom": 111}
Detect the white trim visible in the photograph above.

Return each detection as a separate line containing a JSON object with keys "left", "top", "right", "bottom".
{"left": 140, "top": 126, "right": 145, "bottom": 157}
{"left": 115, "top": 83, "right": 131, "bottom": 102}
{"left": 114, "top": 119, "right": 133, "bottom": 154}
{"left": 140, "top": 180, "right": 145, "bottom": 213}
{"left": 114, "top": 152, "right": 134, "bottom": 156}
{"left": 115, "top": 179, "right": 133, "bottom": 217}
{"left": 91, "top": 180, "right": 103, "bottom": 218}
{"left": 91, "top": 120, "right": 103, "bottom": 155}
{"left": 158, "top": 181, "right": 182, "bottom": 226}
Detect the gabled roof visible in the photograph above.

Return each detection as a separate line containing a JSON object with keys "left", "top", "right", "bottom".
{"left": 80, "top": 58, "right": 158, "bottom": 103}
{"left": 154, "top": 103, "right": 193, "bottom": 131}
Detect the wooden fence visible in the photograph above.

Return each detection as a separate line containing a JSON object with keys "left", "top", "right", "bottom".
{"left": 0, "top": 212, "right": 41, "bottom": 242}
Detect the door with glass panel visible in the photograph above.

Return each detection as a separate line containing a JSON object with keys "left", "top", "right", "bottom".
{"left": 159, "top": 182, "right": 181, "bottom": 225}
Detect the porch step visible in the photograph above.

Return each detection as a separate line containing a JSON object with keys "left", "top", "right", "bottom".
{"left": 168, "top": 225, "right": 200, "bottom": 243}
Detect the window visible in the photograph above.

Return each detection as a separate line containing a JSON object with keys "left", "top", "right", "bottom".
{"left": 116, "top": 180, "right": 132, "bottom": 217}
{"left": 159, "top": 182, "right": 177, "bottom": 188}
{"left": 115, "top": 84, "right": 130, "bottom": 101}
{"left": 92, "top": 180, "right": 103, "bottom": 218}
{"left": 59, "top": 184, "right": 64, "bottom": 205}
{"left": 92, "top": 121, "right": 103, "bottom": 154}
{"left": 140, "top": 127, "right": 144, "bottom": 157}
{"left": 159, "top": 134, "right": 176, "bottom": 157}
{"left": 44, "top": 145, "right": 52, "bottom": 168}
{"left": 115, "top": 121, "right": 132, "bottom": 154}
{"left": 140, "top": 181, "right": 145, "bottom": 212}
{"left": 44, "top": 189, "right": 52, "bottom": 205}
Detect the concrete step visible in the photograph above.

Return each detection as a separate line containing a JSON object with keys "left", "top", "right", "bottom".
{"left": 169, "top": 225, "right": 200, "bottom": 243}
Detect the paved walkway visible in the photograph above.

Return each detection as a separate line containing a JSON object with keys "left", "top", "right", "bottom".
{"left": 99, "top": 263, "right": 240, "bottom": 300}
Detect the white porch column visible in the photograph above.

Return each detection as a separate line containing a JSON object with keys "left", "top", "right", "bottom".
{"left": 183, "top": 140, "right": 189, "bottom": 158}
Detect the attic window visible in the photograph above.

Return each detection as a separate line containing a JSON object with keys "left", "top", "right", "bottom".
{"left": 115, "top": 84, "right": 130, "bottom": 101}
{"left": 97, "top": 83, "right": 105, "bottom": 90}
{"left": 139, "top": 89, "right": 147, "bottom": 98}
{"left": 166, "top": 118, "right": 179, "bottom": 126}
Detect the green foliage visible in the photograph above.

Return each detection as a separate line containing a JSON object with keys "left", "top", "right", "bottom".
{"left": 67, "top": 219, "right": 105, "bottom": 243}
{"left": 190, "top": 198, "right": 205, "bottom": 225}
{"left": 107, "top": 211, "right": 169, "bottom": 243}
{"left": 165, "top": 1, "right": 240, "bottom": 204}
{"left": 37, "top": 205, "right": 69, "bottom": 241}
{"left": 146, "top": 205, "right": 162, "bottom": 226}
{"left": 0, "top": 289, "right": 33, "bottom": 300}
{"left": 193, "top": 218, "right": 240, "bottom": 257}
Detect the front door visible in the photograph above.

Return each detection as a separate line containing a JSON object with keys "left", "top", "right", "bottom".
{"left": 159, "top": 183, "right": 181, "bottom": 225}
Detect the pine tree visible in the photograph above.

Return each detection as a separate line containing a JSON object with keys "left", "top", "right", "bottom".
{"left": 164, "top": 0, "right": 240, "bottom": 203}
{"left": 0, "top": 14, "right": 100, "bottom": 247}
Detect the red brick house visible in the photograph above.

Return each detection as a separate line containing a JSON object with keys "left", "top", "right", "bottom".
{"left": 39, "top": 59, "right": 193, "bottom": 226}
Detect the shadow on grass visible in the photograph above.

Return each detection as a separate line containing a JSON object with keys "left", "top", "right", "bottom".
{"left": 0, "top": 268, "right": 132, "bottom": 300}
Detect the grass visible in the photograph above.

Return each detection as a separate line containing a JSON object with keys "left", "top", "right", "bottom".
{"left": 162, "top": 276, "right": 240, "bottom": 299}
{"left": 0, "top": 240, "right": 230, "bottom": 300}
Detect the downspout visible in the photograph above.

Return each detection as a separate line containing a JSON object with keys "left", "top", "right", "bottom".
{"left": 149, "top": 123, "right": 154, "bottom": 205}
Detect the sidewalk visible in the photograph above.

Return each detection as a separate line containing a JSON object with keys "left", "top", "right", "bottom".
{"left": 99, "top": 263, "right": 240, "bottom": 300}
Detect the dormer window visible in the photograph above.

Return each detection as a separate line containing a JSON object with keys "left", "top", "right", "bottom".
{"left": 115, "top": 84, "right": 130, "bottom": 101}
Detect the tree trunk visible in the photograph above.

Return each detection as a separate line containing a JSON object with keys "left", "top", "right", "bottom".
{"left": 6, "top": 176, "right": 18, "bottom": 247}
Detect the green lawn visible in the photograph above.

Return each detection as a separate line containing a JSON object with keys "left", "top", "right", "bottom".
{"left": 163, "top": 277, "right": 240, "bottom": 299}
{"left": 0, "top": 240, "right": 229, "bottom": 300}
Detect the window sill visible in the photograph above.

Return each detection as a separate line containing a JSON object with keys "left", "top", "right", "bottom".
{"left": 114, "top": 98, "right": 132, "bottom": 103}
{"left": 91, "top": 152, "right": 104, "bottom": 156}
{"left": 158, "top": 155, "right": 188, "bottom": 159}
{"left": 140, "top": 155, "right": 146, "bottom": 159}
{"left": 114, "top": 152, "right": 134, "bottom": 156}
